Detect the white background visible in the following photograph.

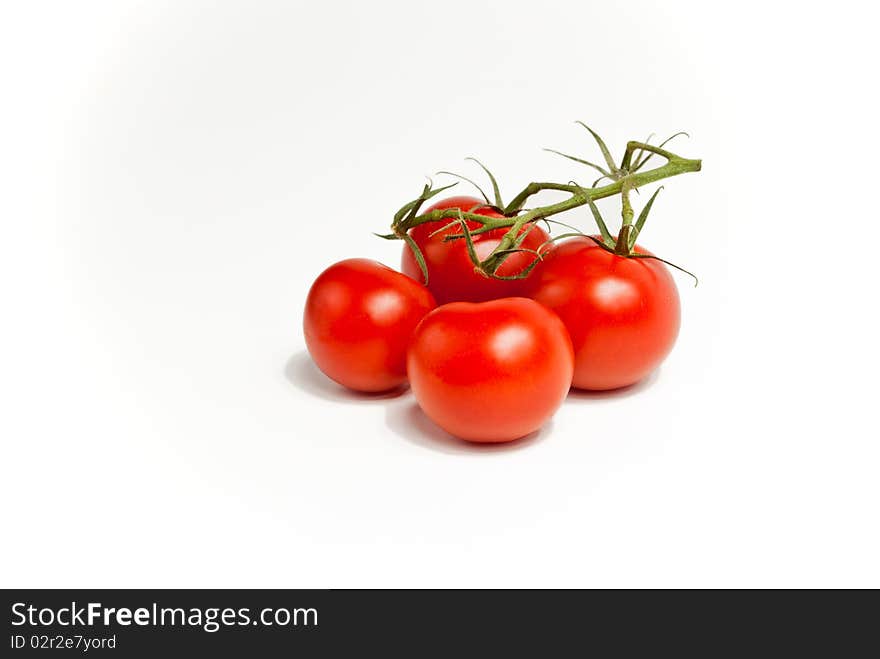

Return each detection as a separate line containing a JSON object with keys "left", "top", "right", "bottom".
{"left": 2, "top": 1, "right": 878, "bottom": 588}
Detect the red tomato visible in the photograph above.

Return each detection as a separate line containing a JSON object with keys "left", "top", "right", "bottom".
{"left": 401, "top": 195, "right": 550, "bottom": 304}
{"left": 407, "top": 297, "right": 573, "bottom": 442}
{"left": 524, "top": 236, "right": 680, "bottom": 390}
{"left": 304, "top": 259, "right": 436, "bottom": 392}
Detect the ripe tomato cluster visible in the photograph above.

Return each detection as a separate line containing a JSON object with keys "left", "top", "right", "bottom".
{"left": 305, "top": 203, "right": 679, "bottom": 442}
{"left": 302, "top": 125, "right": 701, "bottom": 443}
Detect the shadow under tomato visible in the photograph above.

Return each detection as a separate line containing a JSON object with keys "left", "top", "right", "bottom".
{"left": 384, "top": 401, "right": 549, "bottom": 455}
{"left": 565, "top": 368, "right": 660, "bottom": 401}
{"left": 284, "top": 351, "right": 408, "bottom": 403}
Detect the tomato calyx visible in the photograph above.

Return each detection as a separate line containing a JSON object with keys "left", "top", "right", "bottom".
{"left": 580, "top": 235, "right": 699, "bottom": 286}
{"left": 375, "top": 179, "right": 462, "bottom": 283}
{"left": 382, "top": 122, "right": 702, "bottom": 284}
{"left": 579, "top": 173, "right": 699, "bottom": 286}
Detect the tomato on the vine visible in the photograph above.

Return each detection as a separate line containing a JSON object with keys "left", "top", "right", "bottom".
{"left": 304, "top": 258, "right": 436, "bottom": 392}
{"left": 524, "top": 236, "right": 680, "bottom": 391}
{"left": 407, "top": 297, "right": 573, "bottom": 442}
{"left": 401, "top": 195, "right": 550, "bottom": 304}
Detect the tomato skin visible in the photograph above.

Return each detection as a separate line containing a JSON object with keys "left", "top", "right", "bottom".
{"left": 524, "top": 237, "right": 680, "bottom": 391}
{"left": 401, "top": 195, "right": 550, "bottom": 304}
{"left": 304, "top": 259, "right": 436, "bottom": 392}
{"left": 407, "top": 297, "right": 573, "bottom": 442}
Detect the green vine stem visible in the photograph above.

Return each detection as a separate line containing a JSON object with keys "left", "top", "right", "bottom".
{"left": 614, "top": 177, "right": 635, "bottom": 254}
{"left": 390, "top": 138, "right": 702, "bottom": 278}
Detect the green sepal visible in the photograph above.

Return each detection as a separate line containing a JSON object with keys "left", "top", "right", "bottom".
{"left": 401, "top": 232, "right": 429, "bottom": 284}
{"left": 480, "top": 255, "right": 544, "bottom": 281}
{"left": 436, "top": 170, "right": 492, "bottom": 207}
{"left": 628, "top": 186, "right": 663, "bottom": 249}
{"left": 428, "top": 219, "right": 466, "bottom": 238}
{"left": 535, "top": 231, "right": 588, "bottom": 254}
{"left": 465, "top": 157, "right": 504, "bottom": 209}
{"left": 575, "top": 121, "right": 618, "bottom": 174}
{"left": 628, "top": 253, "right": 699, "bottom": 287}
{"left": 393, "top": 181, "right": 459, "bottom": 226}
{"left": 540, "top": 217, "right": 587, "bottom": 234}
{"left": 584, "top": 195, "right": 615, "bottom": 248}
{"left": 455, "top": 211, "right": 482, "bottom": 274}
{"left": 543, "top": 148, "right": 611, "bottom": 178}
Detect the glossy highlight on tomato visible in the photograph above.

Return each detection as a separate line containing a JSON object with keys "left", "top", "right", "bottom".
{"left": 304, "top": 258, "right": 436, "bottom": 392}
{"left": 401, "top": 195, "right": 550, "bottom": 304}
{"left": 407, "top": 297, "right": 574, "bottom": 442}
{"left": 525, "top": 236, "right": 680, "bottom": 390}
